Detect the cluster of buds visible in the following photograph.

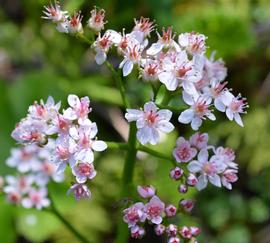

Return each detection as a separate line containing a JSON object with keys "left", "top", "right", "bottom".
{"left": 11, "top": 95, "right": 107, "bottom": 200}
{"left": 2, "top": 142, "right": 64, "bottom": 209}
{"left": 170, "top": 132, "right": 238, "bottom": 191}
{"left": 123, "top": 185, "right": 200, "bottom": 242}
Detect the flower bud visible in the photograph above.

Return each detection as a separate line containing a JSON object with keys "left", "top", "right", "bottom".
{"left": 178, "top": 184, "right": 188, "bottom": 194}
{"left": 186, "top": 174, "right": 198, "bottom": 186}
{"left": 165, "top": 204, "right": 177, "bottom": 217}
{"left": 137, "top": 185, "right": 156, "bottom": 199}
{"left": 166, "top": 224, "right": 178, "bottom": 237}
{"left": 170, "top": 167, "right": 183, "bottom": 180}
{"left": 179, "top": 199, "right": 195, "bottom": 213}
{"left": 155, "top": 224, "right": 166, "bottom": 236}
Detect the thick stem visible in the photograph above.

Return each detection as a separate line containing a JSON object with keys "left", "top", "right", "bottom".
{"left": 47, "top": 195, "right": 91, "bottom": 243}
{"left": 115, "top": 123, "right": 137, "bottom": 243}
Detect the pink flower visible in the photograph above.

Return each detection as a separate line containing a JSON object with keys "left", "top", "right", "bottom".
{"left": 130, "top": 225, "right": 145, "bottom": 239}
{"left": 144, "top": 196, "right": 165, "bottom": 224}
{"left": 189, "top": 132, "right": 208, "bottom": 150}
{"left": 72, "top": 162, "right": 97, "bottom": 183}
{"left": 125, "top": 101, "right": 174, "bottom": 145}
{"left": 63, "top": 95, "right": 91, "bottom": 122}
{"left": 67, "top": 183, "right": 91, "bottom": 200}
{"left": 133, "top": 17, "right": 155, "bottom": 39}
{"left": 178, "top": 91, "right": 216, "bottom": 130}
{"left": 178, "top": 32, "right": 207, "bottom": 55}
{"left": 137, "top": 185, "right": 156, "bottom": 199}
{"left": 190, "top": 226, "right": 201, "bottom": 236}
{"left": 88, "top": 7, "right": 106, "bottom": 32}
{"left": 173, "top": 137, "right": 197, "bottom": 163}
{"left": 140, "top": 59, "right": 160, "bottom": 82}
{"left": 165, "top": 204, "right": 177, "bottom": 217}
{"left": 22, "top": 188, "right": 50, "bottom": 210}
{"left": 123, "top": 202, "right": 146, "bottom": 227}
{"left": 187, "top": 149, "right": 226, "bottom": 190}
{"left": 219, "top": 90, "right": 248, "bottom": 127}
{"left": 68, "top": 12, "right": 83, "bottom": 34}
{"left": 155, "top": 224, "right": 166, "bottom": 236}
{"left": 147, "top": 27, "right": 180, "bottom": 56}
{"left": 186, "top": 173, "right": 198, "bottom": 186}
{"left": 221, "top": 169, "right": 238, "bottom": 190}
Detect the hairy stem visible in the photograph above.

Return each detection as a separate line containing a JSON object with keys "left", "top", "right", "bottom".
{"left": 47, "top": 195, "right": 91, "bottom": 243}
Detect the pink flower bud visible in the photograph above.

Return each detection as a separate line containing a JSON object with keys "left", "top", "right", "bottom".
{"left": 137, "top": 185, "right": 156, "bottom": 199}
{"left": 170, "top": 167, "right": 183, "bottom": 180}
{"left": 166, "top": 224, "right": 178, "bottom": 237}
{"left": 165, "top": 204, "right": 177, "bottom": 217}
{"left": 190, "top": 226, "right": 201, "bottom": 236}
{"left": 179, "top": 226, "right": 192, "bottom": 239}
{"left": 155, "top": 224, "right": 166, "bottom": 236}
{"left": 178, "top": 184, "right": 188, "bottom": 194}
{"left": 186, "top": 174, "right": 198, "bottom": 186}
{"left": 130, "top": 225, "right": 145, "bottom": 239}
{"left": 179, "top": 199, "right": 195, "bottom": 213}
{"left": 168, "top": 237, "right": 181, "bottom": 243}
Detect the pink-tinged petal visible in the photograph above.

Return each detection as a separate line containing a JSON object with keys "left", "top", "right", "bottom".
{"left": 146, "top": 42, "right": 163, "bottom": 55}
{"left": 123, "top": 60, "right": 134, "bottom": 77}
{"left": 158, "top": 72, "right": 178, "bottom": 91}
{"left": 144, "top": 101, "right": 157, "bottom": 113}
{"left": 222, "top": 177, "right": 232, "bottom": 190}
{"left": 69, "top": 126, "right": 79, "bottom": 140}
{"left": 41, "top": 198, "right": 50, "bottom": 208}
{"left": 234, "top": 113, "right": 244, "bottom": 127}
{"left": 68, "top": 95, "right": 80, "bottom": 108}
{"left": 63, "top": 108, "right": 77, "bottom": 120}
{"left": 198, "top": 149, "right": 208, "bottom": 163}
{"left": 187, "top": 161, "right": 202, "bottom": 173}
{"left": 152, "top": 216, "right": 163, "bottom": 225}
{"left": 209, "top": 174, "right": 221, "bottom": 187}
{"left": 157, "top": 109, "right": 172, "bottom": 120}
{"left": 76, "top": 175, "right": 87, "bottom": 184}
{"left": 190, "top": 148, "right": 197, "bottom": 158}
{"left": 182, "top": 91, "right": 194, "bottom": 106}
{"left": 221, "top": 91, "right": 234, "bottom": 106}
{"left": 157, "top": 120, "right": 174, "bottom": 133}
{"left": 178, "top": 109, "right": 194, "bottom": 124}
{"left": 106, "top": 29, "right": 122, "bottom": 44}
{"left": 226, "top": 109, "right": 234, "bottom": 121}
{"left": 92, "top": 140, "right": 107, "bottom": 151}
{"left": 22, "top": 198, "right": 33, "bottom": 208}
{"left": 125, "top": 109, "right": 143, "bottom": 122}
{"left": 214, "top": 98, "right": 226, "bottom": 112}
{"left": 196, "top": 175, "right": 208, "bottom": 191}
{"left": 207, "top": 113, "right": 216, "bottom": 121}
{"left": 176, "top": 137, "right": 186, "bottom": 146}
{"left": 56, "top": 163, "right": 67, "bottom": 174}
{"left": 95, "top": 50, "right": 107, "bottom": 65}
{"left": 191, "top": 117, "right": 202, "bottom": 130}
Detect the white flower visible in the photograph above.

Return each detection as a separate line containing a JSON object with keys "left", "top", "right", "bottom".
{"left": 187, "top": 149, "right": 226, "bottom": 190}
{"left": 125, "top": 102, "right": 174, "bottom": 145}
{"left": 87, "top": 7, "right": 106, "bottom": 32}
{"left": 178, "top": 32, "right": 207, "bottom": 55}
{"left": 178, "top": 91, "right": 216, "bottom": 130}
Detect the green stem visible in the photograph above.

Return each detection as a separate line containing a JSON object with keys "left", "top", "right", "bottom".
{"left": 115, "top": 123, "right": 137, "bottom": 243}
{"left": 105, "top": 61, "right": 130, "bottom": 108}
{"left": 47, "top": 195, "right": 91, "bottom": 243}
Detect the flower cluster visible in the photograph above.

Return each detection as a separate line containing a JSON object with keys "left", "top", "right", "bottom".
{"left": 171, "top": 132, "right": 238, "bottom": 191}
{"left": 123, "top": 185, "right": 200, "bottom": 242}
{"left": 3, "top": 142, "right": 64, "bottom": 209}
{"left": 43, "top": 3, "right": 248, "bottom": 131}
{"left": 11, "top": 95, "right": 107, "bottom": 200}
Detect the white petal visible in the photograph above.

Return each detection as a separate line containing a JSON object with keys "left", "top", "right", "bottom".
{"left": 158, "top": 72, "right": 178, "bottom": 91}
{"left": 146, "top": 42, "right": 163, "bottom": 56}
{"left": 123, "top": 60, "right": 134, "bottom": 77}
{"left": 151, "top": 216, "right": 162, "bottom": 225}
{"left": 209, "top": 174, "right": 221, "bottom": 187}
{"left": 106, "top": 29, "right": 122, "bottom": 44}
{"left": 63, "top": 108, "right": 77, "bottom": 120}
{"left": 178, "top": 109, "right": 194, "bottom": 124}
{"left": 234, "top": 113, "right": 244, "bottom": 127}
{"left": 187, "top": 161, "right": 202, "bottom": 173}
{"left": 182, "top": 80, "right": 197, "bottom": 95}
{"left": 207, "top": 112, "right": 216, "bottom": 121}
{"left": 68, "top": 94, "right": 80, "bottom": 108}
{"left": 125, "top": 109, "right": 143, "bottom": 122}
{"left": 182, "top": 91, "right": 194, "bottom": 106}
{"left": 196, "top": 175, "right": 208, "bottom": 191}
{"left": 144, "top": 102, "right": 157, "bottom": 113}
{"left": 95, "top": 50, "right": 107, "bottom": 65}
{"left": 92, "top": 140, "right": 107, "bottom": 151}
{"left": 157, "top": 120, "right": 174, "bottom": 133}
{"left": 221, "top": 91, "right": 234, "bottom": 106}
{"left": 198, "top": 149, "right": 208, "bottom": 163}
{"left": 226, "top": 109, "right": 234, "bottom": 121}
{"left": 157, "top": 109, "right": 172, "bottom": 120}
{"left": 214, "top": 98, "right": 226, "bottom": 112}
{"left": 75, "top": 149, "right": 94, "bottom": 163}
{"left": 191, "top": 117, "right": 202, "bottom": 130}
{"left": 22, "top": 198, "right": 33, "bottom": 208}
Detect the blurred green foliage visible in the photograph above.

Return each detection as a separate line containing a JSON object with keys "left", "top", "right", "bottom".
{"left": 0, "top": 0, "right": 270, "bottom": 242}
